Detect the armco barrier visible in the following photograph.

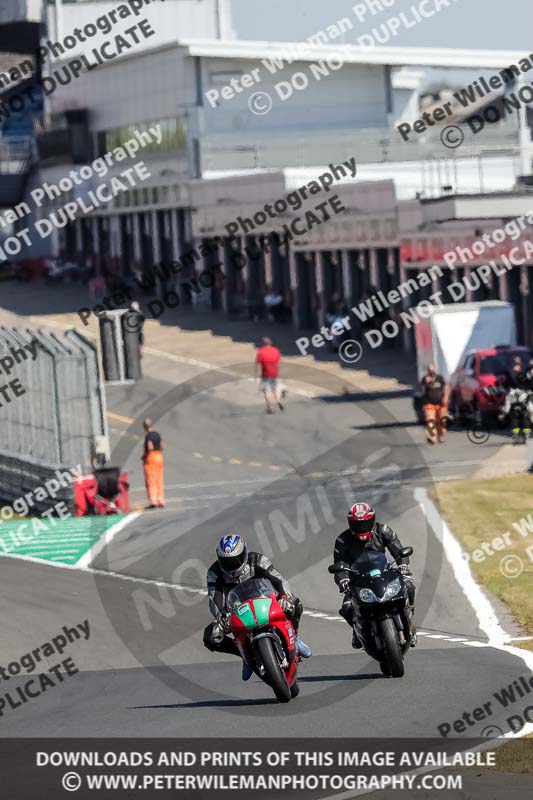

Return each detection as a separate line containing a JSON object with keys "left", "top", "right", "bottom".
{"left": 0, "top": 452, "right": 75, "bottom": 514}
{"left": 0, "top": 326, "right": 109, "bottom": 507}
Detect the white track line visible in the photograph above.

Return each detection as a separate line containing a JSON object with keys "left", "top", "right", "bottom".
{"left": 0, "top": 502, "right": 504, "bottom": 651}
{"left": 507, "top": 635, "right": 533, "bottom": 642}
{"left": 142, "top": 346, "right": 318, "bottom": 399}
{"left": 1, "top": 498, "right": 523, "bottom": 656}
{"left": 76, "top": 512, "right": 141, "bottom": 568}
{"left": 414, "top": 486, "right": 509, "bottom": 643}
{"left": 0, "top": 548, "right": 496, "bottom": 649}
{"left": 0, "top": 502, "right": 514, "bottom": 655}
{"left": 0, "top": 513, "right": 143, "bottom": 570}
{"left": 415, "top": 485, "right": 533, "bottom": 743}
{"left": 130, "top": 478, "right": 274, "bottom": 491}
{"left": 27, "top": 320, "right": 319, "bottom": 399}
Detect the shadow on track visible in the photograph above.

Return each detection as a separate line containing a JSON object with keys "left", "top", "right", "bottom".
{"left": 351, "top": 421, "right": 420, "bottom": 431}
{"left": 317, "top": 389, "right": 414, "bottom": 404}
{"left": 298, "top": 672, "right": 385, "bottom": 683}
{"left": 131, "top": 698, "right": 277, "bottom": 710}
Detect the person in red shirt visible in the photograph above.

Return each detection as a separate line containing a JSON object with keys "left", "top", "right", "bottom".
{"left": 255, "top": 337, "right": 283, "bottom": 414}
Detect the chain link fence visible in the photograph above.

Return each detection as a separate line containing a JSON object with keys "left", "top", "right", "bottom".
{"left": 0, "top": 325, "right": 109, "bottom": 506}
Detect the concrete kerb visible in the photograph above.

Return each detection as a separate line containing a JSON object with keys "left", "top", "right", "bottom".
{"left": 472, "top": 444, "right": 528, "bottom": 479}
{"left": 90, "top": 360, "right": 442, "bottom": 716}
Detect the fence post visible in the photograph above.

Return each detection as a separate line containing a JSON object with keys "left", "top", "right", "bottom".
{"left": 99, "top": 309, "right": 141, "bottom": 384}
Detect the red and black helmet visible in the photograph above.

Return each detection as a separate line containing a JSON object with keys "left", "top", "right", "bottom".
{"left": 347, "top": 502, "right": 375, "bottom": 540}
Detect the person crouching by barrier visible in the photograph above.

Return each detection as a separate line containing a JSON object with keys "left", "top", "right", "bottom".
{"left": 420, "top": 364, "right": 448, "bottom": 445}
{"left": 142, "top": 418, "right": 165, "bottom": 508}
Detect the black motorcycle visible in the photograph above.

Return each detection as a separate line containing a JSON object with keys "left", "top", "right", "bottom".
{"left": 329, "top": 547, "right": 414, "bottom": 678}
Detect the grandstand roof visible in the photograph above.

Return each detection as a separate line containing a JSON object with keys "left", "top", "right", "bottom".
{"left": 181, "top": 39, "right": 528, "bottom": 70}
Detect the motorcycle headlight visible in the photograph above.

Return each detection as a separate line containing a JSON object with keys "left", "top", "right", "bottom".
{"left": 358, "top": 587, "right": 377, "bottom": 603}
{"left": 382, "top": 578, "right": 401, "bottom": 601}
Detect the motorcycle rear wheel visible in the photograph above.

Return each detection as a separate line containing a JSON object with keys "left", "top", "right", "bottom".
{"left": 290, "top": 680, "right": 300, "bottom": 698}
{"left": 380, "top": 618, "right": 404, "bottom": 678}
{"left": 254, "top": 637, "right": 291, "bottom": 703}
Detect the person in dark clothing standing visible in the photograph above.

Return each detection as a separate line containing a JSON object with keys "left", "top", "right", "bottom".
{"left": 506, "top": 355, "right": 525, "bottom": 389}
{"left": 332, "top": 502, "right": 416, "bottom": 649}
{"left": 142, "top": 418, "right": 164, "bottom": 508}
{"left": 419, "top": 363, "right": 448, "bottom": 444}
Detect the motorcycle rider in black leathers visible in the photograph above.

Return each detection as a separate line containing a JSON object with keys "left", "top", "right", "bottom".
{"left": 203, "top": 534, "right": 312, "bottom": 680}
{"left": 333, "top": 502, "right": 417, "bottom": 649}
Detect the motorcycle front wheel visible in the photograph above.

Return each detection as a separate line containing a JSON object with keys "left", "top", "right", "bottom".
{"left": 254, "top": 637, "right": 291, "bottom": 703}
{"left": 380, "top": 618, "right": 404, "bottom": 678}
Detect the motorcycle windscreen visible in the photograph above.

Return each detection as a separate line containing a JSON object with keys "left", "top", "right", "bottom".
{"left": 227, "top": 578, "right": 275, "bottom": 609}
{"left": 351, "top": 551, "right": 399, "bottom": 600}
{"left": 350, "top": 550, "right": 389, "bottom": 577}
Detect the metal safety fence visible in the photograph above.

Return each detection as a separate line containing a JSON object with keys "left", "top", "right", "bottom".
{"left": 0, "top": 326, "right": 109, "bottom": 505}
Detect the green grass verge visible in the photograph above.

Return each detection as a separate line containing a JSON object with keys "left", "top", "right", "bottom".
{"left": 430, "top": 475, "right": 533, "bottom": 774}
{"left": 484, "top": 735, "right": 533, "bottom": 774}
{"left": 429, "top": 474, "right": 533, "bottom": 638}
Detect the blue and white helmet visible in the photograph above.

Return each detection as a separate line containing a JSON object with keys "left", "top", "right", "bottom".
{"left": 216, "top": 534, "right": 248, "bottom": 579}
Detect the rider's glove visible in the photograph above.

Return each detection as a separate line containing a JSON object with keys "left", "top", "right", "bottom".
{"left": 338, "top": 578, "right": 350, "bottom": 594}
{"left": 399, "top": 564, "right": 412, "bottom": 576}
{"left": 211, "top": 620, "right": 226, "bottom": 644}
{"left": 217, "top": 613, "right": 231, "bottom": 633}
{"left": 278, "top": 595, "right": 296, "bottom": 613}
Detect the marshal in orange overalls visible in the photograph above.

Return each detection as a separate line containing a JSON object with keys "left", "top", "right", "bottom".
{"left": 142, "top": 428, "right": 165, "bottom": 508}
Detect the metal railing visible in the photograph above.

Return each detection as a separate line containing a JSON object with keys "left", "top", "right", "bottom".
{"left": 0, "top": 326, "right": 108, "bottom": 476}
{"left": 199, "top": 123, "right": 524, "bottom": 171}
{"left": 0, "top": 136, "right": 34, "bottom": 174}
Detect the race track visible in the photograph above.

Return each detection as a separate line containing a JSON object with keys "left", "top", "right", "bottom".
{"left": 0, "top": 355, "right": 529, "bottom": 744}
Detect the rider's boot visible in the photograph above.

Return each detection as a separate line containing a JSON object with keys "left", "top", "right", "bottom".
{"left": 242, "top": 662, "right": 253, "bottom": 681}
{"left": 351, "top": 628, "right": 363, "bottom": 649}
{"left": 297, "top": 638, "right": 312, "bottom": 658}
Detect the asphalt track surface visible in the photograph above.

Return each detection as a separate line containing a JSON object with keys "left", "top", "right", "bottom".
{"left": 0, "top": 353, "right": 530, "bottom": 744}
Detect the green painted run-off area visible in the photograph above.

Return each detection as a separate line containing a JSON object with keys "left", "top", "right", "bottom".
{"left": 0, "top": 515, "right": 126, "bottom": 565}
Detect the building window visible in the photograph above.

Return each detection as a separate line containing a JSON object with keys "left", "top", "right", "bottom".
{"left": 98, "top": 116, "right": 187, "bottom": 157}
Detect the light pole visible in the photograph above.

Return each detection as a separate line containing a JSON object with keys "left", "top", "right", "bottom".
{"left": 54, "top": 0, "right": 63, "bottom": 42}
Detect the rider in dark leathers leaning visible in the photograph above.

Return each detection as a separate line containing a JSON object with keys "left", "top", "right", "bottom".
{"left": 203, "top": 534, "right": 312, "bottom": 679}
{"left": 333, "top": 502, "right": 417, "bottom": 648}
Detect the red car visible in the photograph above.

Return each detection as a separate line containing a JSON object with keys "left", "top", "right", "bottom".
{"left": 450, "top": 345, "right": 532, "bottom": 419}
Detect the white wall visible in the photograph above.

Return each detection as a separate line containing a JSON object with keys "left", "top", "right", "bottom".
{"left": 0, "top": 0, "right": 43, "bottom": 23}
{"left": 190, "top": 170, "right": 285, "bottom": 208}
{"left": 190, "top": 171, "right": 287, "bottom": 235}
{"left": 48, "top": 45, "right": 196, "bottom": 130}
{"left": 201, "top": 58, "right": 388, "bottom": 134}
{"left": 190, "top": 173, "right": 397, "bottom": 240}
{"left": 393, "top": 87, "right": 420, "bottom": 124}
{"left": 357, "top": 156, "right": 520, "bottom": 200}
{"left": 45, "top": 0, "right": 233, "bottom": 56}
{"left": 48, "top": 45, "right": 388, "bottom": 140}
